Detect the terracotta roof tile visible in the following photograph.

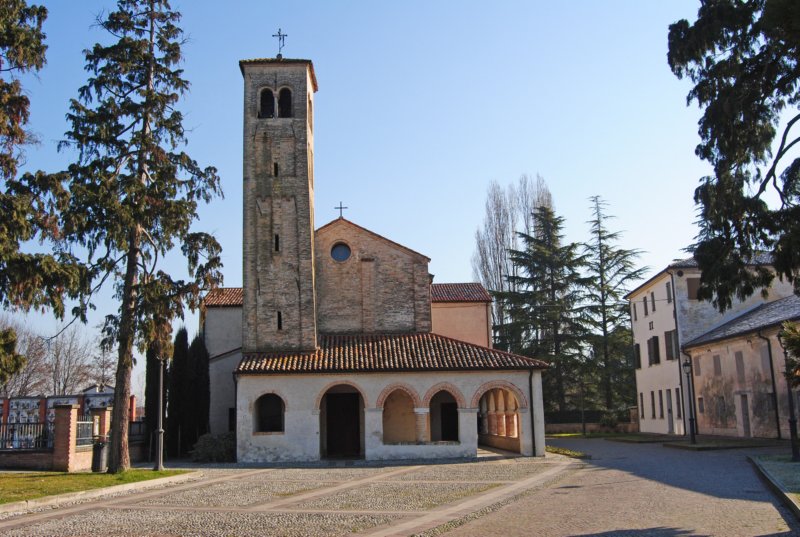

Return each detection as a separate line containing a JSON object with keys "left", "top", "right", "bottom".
{"left": 204, "top": 287, "right": 243, "bottom": 307}
{"left": 236, "top": 332, "right": 546, "bottom": 374}
{"left": 431, "top": 283, "right": 492, "bottom": 303}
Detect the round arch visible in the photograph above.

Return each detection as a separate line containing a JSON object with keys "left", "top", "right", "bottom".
{"left": 422, "top": 382, "right": 466, "bottom": 408}
{"left": 251, "top": 389, "right": 289, "bottom": 412}
{"left": 376, "top": 383, "right": 422, "bottom": 409}
{"left": 471, "top": 380, "right": 528, "bottom": 409}
{"left": 314, "top": 380, "right": 369, "bottom": 410}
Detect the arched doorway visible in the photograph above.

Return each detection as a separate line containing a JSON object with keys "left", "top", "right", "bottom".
{"left": 382, "top": 389, "right": 416, "bottom": 443}
{"left": 319, "top": 384, "right": 364, "bottom": 458}
{"left": 430, "top": 390, "right": 459, "bottom": 442}
{"left": 478, "top": 388, "right": 521, "bottom": 453}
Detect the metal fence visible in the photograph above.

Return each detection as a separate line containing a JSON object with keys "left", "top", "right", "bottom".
{"left": 76, "top": 415, "right": 94, "bottom": 446}
{"left": 0, "top": 421, "right": 54, "bottom": 450}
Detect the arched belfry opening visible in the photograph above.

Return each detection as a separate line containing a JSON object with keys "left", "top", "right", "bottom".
{"left": 278, "top": 88, "right": 292, "bottom": 118}
{"left": 259, "top": 88, "right": 274, "bottom": 118}
{"left": 319, "top": 384, "right": 364, "bottom": 458}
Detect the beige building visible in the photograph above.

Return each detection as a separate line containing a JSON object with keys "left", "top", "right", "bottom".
{"left": 627, "top": 255, "right": 797, "bottom": 438}
{"left": 201, "top": 57, "right": 547, "bottom": 462}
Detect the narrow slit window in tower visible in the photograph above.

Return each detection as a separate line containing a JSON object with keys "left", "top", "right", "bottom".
{"left": 277, "top": 311, "right": 283, "bottom": 330}
{"left": 259, "top": 89, "right": 275, "bottom": 118}
{"left": 274, "top": 234, "right": 280, "bottom": 252}
{"left": 273, "top": 162, "right": 279, "bottom": 176}
{"left": 278, "top": 88, "right": 292, "bottom": 117}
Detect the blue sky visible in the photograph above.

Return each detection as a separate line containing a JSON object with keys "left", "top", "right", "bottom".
{"left": 13, "top": 1, "right": 711, "bottom": 395}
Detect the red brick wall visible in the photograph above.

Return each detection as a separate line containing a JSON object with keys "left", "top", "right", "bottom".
{"left": 0, "top": 450, "right": 53, "bottom": 470}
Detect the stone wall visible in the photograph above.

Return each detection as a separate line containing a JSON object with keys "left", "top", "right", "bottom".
{"left": 315, "top": 219, "right": 432, "bottom": 334}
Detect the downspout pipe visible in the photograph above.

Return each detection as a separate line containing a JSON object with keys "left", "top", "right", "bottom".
{"left": 667, "top": 270, "right": 687, "bottom": 436}
{"left": 756, "top": 331, "right": 782, "bottom": 439}
{"left": 529, "top": 368, "right": 536, "bottom": 456}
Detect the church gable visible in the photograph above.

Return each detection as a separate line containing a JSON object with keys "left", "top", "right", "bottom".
{"left": 315, "top": 218, "right": 432, "bottom": 334}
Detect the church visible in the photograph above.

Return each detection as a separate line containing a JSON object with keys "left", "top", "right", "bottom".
{"left": 201, "top": 57, "right": 547, "bottom": 462}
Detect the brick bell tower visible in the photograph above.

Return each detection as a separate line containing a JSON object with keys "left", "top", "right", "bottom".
{"left": 240, "top": 58, "right": 318, "bottom": 353}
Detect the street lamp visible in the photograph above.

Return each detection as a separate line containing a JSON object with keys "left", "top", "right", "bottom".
{"left": 154, "top": 354, "right": 166, "bottom": 471}
{"left": 682, "top": 357, "right": 697, "bottom": 444}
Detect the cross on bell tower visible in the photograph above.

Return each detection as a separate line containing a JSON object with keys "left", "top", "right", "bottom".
{"left": 272, "top": 28, "right": 287, "bottom": 58}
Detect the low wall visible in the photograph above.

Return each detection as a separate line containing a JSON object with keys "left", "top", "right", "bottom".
{"left": 479, "top": 433, "right": 520, "bottom": 453}
{"left": 0, "top": 449, "right": 53, "bottom": 471}
{"left": 73, "top": 445, "right": 93, "bottom": 472}
{"left": 129, "top": 440, "right": 146, "bottom": 463}
{"left": 545, "top": 422, "right": 638, "bottom": 434}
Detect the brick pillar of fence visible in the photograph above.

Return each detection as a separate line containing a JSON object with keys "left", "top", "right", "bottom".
{"left": 38, "top": 398, "right": 47, "bottom": 423}
{"left": 91, "top": 406, "right": 112, "bottom": 442}
{"left": 52, "top": 404, "right": 79, "bottom": 472}
{"left": 1, "top": 397, "right": 8, "bottom": 423}
{"left": 129, "top": 395, "right": 137, "bottom": 421}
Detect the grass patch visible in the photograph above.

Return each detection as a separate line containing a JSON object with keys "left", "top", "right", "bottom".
{"left": 545, "top": 445, "right": 591, "bottom": 459}
{"left": 755, "top": 455, "right": 800, "bottom": 500}
{"left": 0, "top": 469, "right": 186, "bottom": 504}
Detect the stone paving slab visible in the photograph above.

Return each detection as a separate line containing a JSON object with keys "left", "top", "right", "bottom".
{"left": 135, "top": 479, "right": 335, "bottom": 507}
{"left": 389, "top": 461, "right": 552, "bottom": 483}
{"left": 293, "top": 481, "right": 500, "bottom": 512}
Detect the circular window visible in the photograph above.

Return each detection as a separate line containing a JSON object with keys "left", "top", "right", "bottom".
{"left": 331, "top": 242, "right": 351, "bottom": 262}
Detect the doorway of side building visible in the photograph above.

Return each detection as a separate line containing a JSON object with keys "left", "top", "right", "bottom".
{"left": 320, "top": 385, "right": 364, "bottom": 458}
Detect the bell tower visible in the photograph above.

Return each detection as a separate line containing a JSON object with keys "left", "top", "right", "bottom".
{"left": 240, "top": 58, "right": 318, "bottom": 353}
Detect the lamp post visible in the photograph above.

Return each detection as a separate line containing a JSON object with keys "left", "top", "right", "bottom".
{"left": 682, "top": 357, "right": 697, "bottom": 444}
{"left": 154, "top": 354, "right": 165, "bottom": 471}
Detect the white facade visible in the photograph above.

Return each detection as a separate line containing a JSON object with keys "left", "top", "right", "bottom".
{"left": 236, "top": 371, "right": 545, "bottom": 462}
{"left": 629, "top": 260, "right": 795, "bottom": 436}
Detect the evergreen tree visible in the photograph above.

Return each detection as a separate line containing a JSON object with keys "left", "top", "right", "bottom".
{"left": 54, "top": 0, "right": 222, "bottom": 472}
{"left": 668, "top": 0, "right": 800, "bottom": 310}
{"left": 188, "top": 334, "right": 209, "bottom": 446}
{"left": 583, "top": 196, "right": 647, "bottom": 410}
{"left": 504, "top": 206, "right": 590, "bottom": 412}
{"left": 0, "top": 2, "right": 81, "bottom": 380}
{"left": 167, "top": 327, "right": 188, "bottom": 457}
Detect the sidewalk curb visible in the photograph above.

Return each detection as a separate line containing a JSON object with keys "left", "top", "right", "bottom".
{"left": 748, "top": 456, "right": 800, "bottom": 522}
{"left": 0, "top": 471, "right": 200, "bottom": 515}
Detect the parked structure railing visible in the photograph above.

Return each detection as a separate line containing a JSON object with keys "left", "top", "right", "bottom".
{"left": 0, "top": 421, "right": 54, "bottom": 450}
{"left": 76, "top": 415, "right": 95, "bottom": 446}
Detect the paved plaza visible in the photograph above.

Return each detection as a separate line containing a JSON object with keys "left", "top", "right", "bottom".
{"left": 0, "top": 439, "right": 799, "bottom": 536}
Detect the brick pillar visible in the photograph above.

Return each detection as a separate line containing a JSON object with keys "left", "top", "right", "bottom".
{"left": 38, "top": 398, "right": 47, "bottom": 423}
{"left": 414, "top": 408, "right": 429, "bottom": 443}
{"left": 496, "top": 410, "right": 507, "bottom": 436}
{"left": 91, "top": 406, "right": 112, "bottom": 442}
{"left": 1, "top": 397, "right": 8, "bottom": 424}
{"left": 505, "top": 412, "right": 517, "bottom": 438}
{"left": 52, "top": 404, "right": 78, "bottom": 472}
{"left": 488, "top": 411, "right": 498, "bottom": 435}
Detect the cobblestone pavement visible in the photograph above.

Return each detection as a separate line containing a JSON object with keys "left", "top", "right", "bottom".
{"left": 442, "top": 438, "right": 800, "bottom": 537}
{"left": 1, "top": 440, "right": 797, "bottom": 536}
{"left": 0, "top": 456, "right": 573, "bottom": 537}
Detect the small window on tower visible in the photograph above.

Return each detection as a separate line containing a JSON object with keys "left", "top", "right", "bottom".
{"left": 274, "top": 234, "right": 280, "bottom": 252}
{"left": 259, "top": 89, "right": 275, "bottom": 118}
{"left": 273, "top": 162, "right": 279, "bottom": 176}
{"left": 277, "top": 311, "right": 283, "bottom": 330}
{"left": 278, "top": 88, "right": 292, "bottom": 118}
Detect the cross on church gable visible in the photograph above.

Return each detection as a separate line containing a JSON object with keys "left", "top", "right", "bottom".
{"left": 335, "top": 202, "right": 348, "bottom": 218}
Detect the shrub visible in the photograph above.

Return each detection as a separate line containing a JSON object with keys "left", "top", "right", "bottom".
{"left": 189, "top": 432, "right": 235, "bottom": 462}
{"left": 599, "top": 412, "right": 618, "bottom": 429}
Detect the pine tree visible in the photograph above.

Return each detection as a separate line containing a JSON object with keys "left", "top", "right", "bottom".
{"left": 583, "top": 196, "right": 647, "bottom": 411}
{"left": 504, "top": 205, "right": 590, "bottom": 412}
{"left": 54, "top": 0, "right": 222, "bottom": 472}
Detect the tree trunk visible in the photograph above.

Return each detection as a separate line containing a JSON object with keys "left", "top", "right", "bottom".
{"left": 108, "top": 228, "right": 140, "bottom": 473}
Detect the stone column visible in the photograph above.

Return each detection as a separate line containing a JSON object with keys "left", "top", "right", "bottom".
{"left": 52, "top": 404, "right": 78, "bottom": 472}
{"left": 413, "top": 408, "right": 429, "bottom": 443}
{"left": 91, "top": 406, "right": 112, "bottom": 442}
{"left": 505, "top": 412, "right": 517, "bottom": 438}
